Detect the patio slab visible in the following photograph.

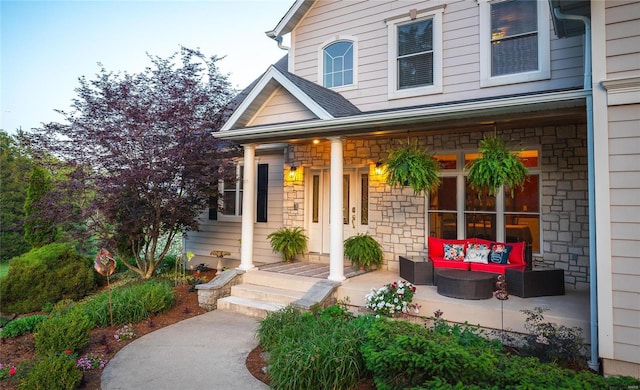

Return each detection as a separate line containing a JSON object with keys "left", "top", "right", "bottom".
{"left": 338, "top": 270, "right": 591, "bottom": 339}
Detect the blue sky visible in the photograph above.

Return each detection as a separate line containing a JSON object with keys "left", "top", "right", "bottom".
{"left": 1, "top": 0, "right": 292, "bottom": 134}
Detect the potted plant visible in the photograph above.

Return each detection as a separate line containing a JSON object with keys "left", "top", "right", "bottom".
{"left": 466, "top": 135, "right": 528, "bottom": 196}
{"left": 343, "top": 233, "right": 384, "bottom": 270}
{"left": 267, "top": 226, "right": 308, "bottom": 262}
{"left": 383, "top": 140, "right": 441, "bottom": 195}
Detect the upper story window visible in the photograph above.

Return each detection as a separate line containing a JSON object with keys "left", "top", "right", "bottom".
{"left": 479, "top": 0, "right": 550, "bottom": 87}
{"left": 323, "top": 40, "right": 354, "bottom": 88}
{"left": 387, "top": 6, "right": 444, "bottom": 99}
{"left": 397, "top": 19, "right": 433, "bottom": 89}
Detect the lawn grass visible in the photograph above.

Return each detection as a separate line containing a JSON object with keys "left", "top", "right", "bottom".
{"left": 0, "top": 262, "right": 9, "bottom": 278}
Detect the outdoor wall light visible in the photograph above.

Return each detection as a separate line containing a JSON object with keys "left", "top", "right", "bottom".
{"left": 374, "top": 161, "right": 384, "bottom": 175}
{"left": 289, "top": 165, "right": 297, "bottom": 179}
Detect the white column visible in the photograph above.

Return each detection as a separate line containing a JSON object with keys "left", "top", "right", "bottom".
{"left": 328, "top": 137, "right": 345, "bottom": 282}
{"left": 239, "top": 143, "right": 256, "bottom": 271}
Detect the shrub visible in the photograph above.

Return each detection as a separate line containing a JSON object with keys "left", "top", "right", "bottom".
{"left": 34, "top": 306, "right": 94, "bottom": 356}
{"left": 0, "top": 315, "right": 48, "bottom": 338}
{"left": 258, "top": 304, "right": 371, "bottom": 390}
{"left": 80, "top": 280, "right": 175, "bottom": 327}
{"left": 519, "top": 307, "right": 586, "bottom": 366}
{"left": 361, "top": 314, "right": 640, "bottom": 390}
{"left": 19, "top": 354, "right": 82, "bottom": 390}
{"left": 0, "top": 243, "right": 96, "bottom": 314}
{"left": 256, "top": 305, "right": 303, "bottom": 352}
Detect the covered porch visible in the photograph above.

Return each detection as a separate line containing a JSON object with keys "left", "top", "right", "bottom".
{"left": 253, "top": 261, "right": 590, "bottom": 340}
{"left": 338, "top": 269, "right": 590, "bottom": 339}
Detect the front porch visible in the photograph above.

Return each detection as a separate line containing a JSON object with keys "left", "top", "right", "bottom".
{"left": 252, "top": 262, "right": 590, "bottom": 340}
{"left": 338, "top": 269, "right": 590, "bottom": 339}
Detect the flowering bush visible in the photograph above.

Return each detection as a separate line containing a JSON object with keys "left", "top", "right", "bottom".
{"left": 0, "top": 363, "right": 17, "bottom": 379}
{"left": 77, "top": 353, "right": 108, "bottom": 371}
{"left": 365, "top": 280, "right": 420, "bottom": 317}
{"left": 114, "top": 324, "right": 136, "bottom": 342}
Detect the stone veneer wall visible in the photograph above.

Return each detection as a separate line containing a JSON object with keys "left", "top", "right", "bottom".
{"left": 283, "top": 124, "right": 589, "bottom": 290}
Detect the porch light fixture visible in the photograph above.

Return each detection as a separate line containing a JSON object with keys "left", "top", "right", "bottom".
{"left": 374, "top": 161, "right": 384, "bottom": 175}
{"left": 289, "top": 165, "right": 297, "bottom": 179}
{"left": 313, "top": 139, "right": 320, "bottom": 145}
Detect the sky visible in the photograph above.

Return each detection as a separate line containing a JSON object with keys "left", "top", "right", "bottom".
{"left": 1, "top": 0, "right": 293, "bottom": 134}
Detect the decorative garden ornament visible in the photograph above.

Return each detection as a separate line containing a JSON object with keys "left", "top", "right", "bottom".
{"left": 95, "top": 248, "right": 116, "bottom": 327}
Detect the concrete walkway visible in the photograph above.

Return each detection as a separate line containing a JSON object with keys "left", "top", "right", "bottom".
{"left": 101, "top": 310, "right": 268, "bottom": 390}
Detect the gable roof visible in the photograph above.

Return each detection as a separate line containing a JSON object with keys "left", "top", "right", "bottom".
{"left": 265, "top": 0, "right": 315, "bottom": 40}
{"left": 220, "top": 55, "right": 360, "bottom": 131}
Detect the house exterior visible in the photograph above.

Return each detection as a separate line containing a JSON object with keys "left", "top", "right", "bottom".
{"left": 184, "top": 0, "right": 639, "bottom": 378}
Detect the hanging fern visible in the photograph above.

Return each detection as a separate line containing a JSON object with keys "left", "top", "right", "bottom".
{"left": 383, "top": 141, "right": 441, "bottom": 195}
{"left": 466, "top": 136, "right": 528, "bottom": 196}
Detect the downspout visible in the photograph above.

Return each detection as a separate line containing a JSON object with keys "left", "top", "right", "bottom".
{"left": 553, "top": 8, "right": 599, "bottom": 372}
{"left": 272, "top": 35, "right": 290, "bottom": 51}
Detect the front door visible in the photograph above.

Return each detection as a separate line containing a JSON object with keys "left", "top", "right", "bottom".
{"left": 307, "top": 167, "right": 369, "bottom": 253}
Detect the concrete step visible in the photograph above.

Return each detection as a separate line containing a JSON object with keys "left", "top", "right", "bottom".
{"left": 243, "top": 270, "right": 319, "bottom": 292}
{"left": 231, "top": 283, "right": 305, "bottom": 306}
{"left": 217, "top": 295, "right": 285, "bottom": 318}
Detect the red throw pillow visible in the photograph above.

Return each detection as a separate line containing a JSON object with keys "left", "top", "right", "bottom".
{"left": 428, "top": 237, "right": 467, "bottom": 258}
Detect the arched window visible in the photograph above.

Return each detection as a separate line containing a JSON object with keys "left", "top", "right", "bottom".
{"left": 323, "top": 40, "right": 353, "bottom": 88}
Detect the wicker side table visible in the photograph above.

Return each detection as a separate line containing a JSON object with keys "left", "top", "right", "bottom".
{"left": 399, "top": 256, "right": 435, "bottom": 285}
{"left": 505, "top": 268, "right": 565, "bottom": 298}
{"left": 436, "top": 270, "right": 494, "bottom": 300}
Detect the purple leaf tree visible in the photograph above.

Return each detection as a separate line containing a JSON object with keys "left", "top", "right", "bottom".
{"left": 23, "top": 48, "right": 240, "bottom": 278}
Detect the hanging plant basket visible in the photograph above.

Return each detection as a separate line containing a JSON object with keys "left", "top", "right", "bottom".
{"left": 383, "top": 140, "right": 441, "bottom": 195}
{"left": 466, "top": 135, "right": 528, "bottom": 196}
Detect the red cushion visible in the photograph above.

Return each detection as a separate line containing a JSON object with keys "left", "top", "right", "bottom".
{"left": 428, "top": 237, "right": 468, "bottom": 258}
{"left": 502, "top": 241, "right": 526, "bottom": 265}
{"left": 431, "top": 257, "right": 470, "bottom": 270}
{"left": 468, "top": 237, "right": 494, "bottom": 247}
{"left": 470, "top": 262, "right": 526, "bottom": 274}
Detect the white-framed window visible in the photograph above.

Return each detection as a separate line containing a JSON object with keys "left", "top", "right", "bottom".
{"left": 427, "top": 150, "right": 541, "bottom": 253}
{"left": 323, "top": 41, "right": 353, "bottom": 88}
{"left": 479, "top": 0, "right": 550, "bottom": 87}
{"left": 319, "top": 36, "right": 357, "bottom": 91}
{"left": 387, "top": 5, "right": 444, "bottom": 99}
{"left": 220, "top": 164, "right": 243, "bottom": 219}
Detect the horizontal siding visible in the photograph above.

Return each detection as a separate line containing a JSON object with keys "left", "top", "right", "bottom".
{"left": 183, "top": 153, "right": 285, "bottom": 265}
{"left": 607, "top": 93, "right": 640, "bottom": 363}
{"left": 287, "top": 0, "right": 583, "bottom": 113}
{"left": 606, "top": 1, "right": 640, "bottom": 78}
{"left": 613, "top": 341, "right": 640, "bottom": 364}
{"left": 248, "top": 87, "right": 316, "bottom": 126}
{"left": 613, "top": 307, "right": 640, "bottom": 328}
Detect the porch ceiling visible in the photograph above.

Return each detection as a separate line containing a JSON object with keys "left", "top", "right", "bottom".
{"left": 215, "top": 89, "right": 588, "bottom": 144}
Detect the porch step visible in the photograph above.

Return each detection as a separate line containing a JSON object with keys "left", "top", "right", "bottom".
{"left": 216, "top": 270, "right": 320, "bottom": 318}
{"left": 243, "top": 269, "right": 320, "bottom": 292}
{"left": 217, "top": 296, "right": 286, "bottom": 318}
{"left": 231, "top": 283, "right": 305, "bottom": 306}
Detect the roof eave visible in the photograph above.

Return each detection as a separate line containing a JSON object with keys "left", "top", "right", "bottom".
{"left": 265, "top": 0, "right": 315, "bottom": 39}
{"left": 215, "top": 89, "right": 589, "bottom": 143}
